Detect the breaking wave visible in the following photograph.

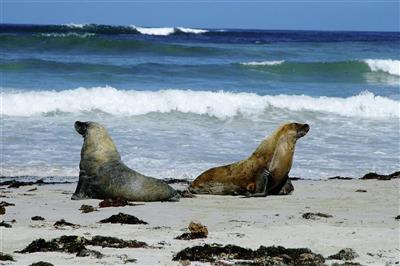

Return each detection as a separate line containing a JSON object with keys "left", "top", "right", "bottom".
{"left": 131, "top": 25, "right": 208, "bottom": 35}
{"left": 241, "top": 59, "right": 400, "bottom": 77}
{"left": 2, "top": 87, "right": 398, "bottom": 119}
{"left": 364, "top": 59, "right": 400, "bottom": 76}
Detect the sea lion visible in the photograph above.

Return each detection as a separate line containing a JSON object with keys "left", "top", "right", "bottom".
{"left": 189, "top": 122, "right": 309, "bottom": 196}
{"left": 72, "top": 121, "right": 180, "bottom": 202}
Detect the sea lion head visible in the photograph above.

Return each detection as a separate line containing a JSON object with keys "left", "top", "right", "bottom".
{"left": 75, "top": 121, "right": 90, "bottom": 137}
{"left": 276, "top": 122, "right": 309, "bottom": 141}
{"left": 75, "top": 121, "right": 114, "bottom": 140}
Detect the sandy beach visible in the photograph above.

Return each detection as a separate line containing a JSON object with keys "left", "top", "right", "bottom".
{"left": 1, "top": 178, "right": 399, "bottom": 265}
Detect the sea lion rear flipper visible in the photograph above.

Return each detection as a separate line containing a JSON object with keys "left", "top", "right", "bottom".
{"left": 243, "top": 169, "right": 271, "bottom": 198}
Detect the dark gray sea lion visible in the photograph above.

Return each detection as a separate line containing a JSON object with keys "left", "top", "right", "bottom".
{"left": 72, "top": 121, "right": 179, "bottom": 202}
{"left": 189, "top": 122, "right": 309, "bottom": 196}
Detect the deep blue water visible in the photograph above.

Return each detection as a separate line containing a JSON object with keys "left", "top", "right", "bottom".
{"left": 1, "top": 24, "right": 399, "bottom": 180}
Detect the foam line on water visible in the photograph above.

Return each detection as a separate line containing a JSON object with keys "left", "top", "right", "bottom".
{"left": 241, "top": 60, "right": 285, "bottom": 66}
{"left": 2, "top": 87, "right": 398, "bottom": 119}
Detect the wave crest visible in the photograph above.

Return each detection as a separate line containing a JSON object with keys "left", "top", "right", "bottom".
{"left": 2, "top": 87, "right": 398, "bottom": 119}
{"left": 241, "top": 60, "right": 285, "bottom": 66}
{"left": 64, "top": 23, "right": 85, "bottom": 28}
{"left": 240, "top": 59, "right": 400, "bottom": 78}
{"left": 364, "top": 59, "right": 400, "bottom": 76}
{"left": 130, "top": 25, "right": 208, "bottom": 36}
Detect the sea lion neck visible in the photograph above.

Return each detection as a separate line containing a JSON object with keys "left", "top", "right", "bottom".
{"left": 81, "top": 129, "right": 121, "bottom": 168}
{"left": 268, "top": 134, "right": 296, "bottom": 181}
{"left": 250, "top": 129, "right": 283, "bottom": 161}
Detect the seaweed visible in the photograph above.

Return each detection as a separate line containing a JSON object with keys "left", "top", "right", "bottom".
{"left": 29, "top": 262, "right": 54, "bottom": 266}
{"left": 98, "top": 198, "right": 142, "bottom": 208}
{"left": 0, "top": 221, "right": 12, "bottom": 228}
{"left": 79, "top": 204, "right": 97, "bottom": 213}
{"left": 302, "top": 212, "right": 333, "bottom": 220}
{"left": 175, "top": 221, "right": 208, "bottom": 240}
{"left": 327, "top": 248, "right": 359, "bottom": 261}
{"left": 53, "top": 219, "right": 79, "bottom": 228}
{"left": 0, "top": 252, "right": 14, "bottom": 261}
{"left": 99, "top": 212, "right": 148, "bottom": 224}
{"left": 0, "top": 201, "right": 15, "bottom": 207}
{"left": 89, "top": 236, "right": 148, "bottom": 248}
{"left": 31, "top": 216, "right": 45, "bottom": 221}
{"left": 173, "top": 244, "right": 325, "bottom": 265}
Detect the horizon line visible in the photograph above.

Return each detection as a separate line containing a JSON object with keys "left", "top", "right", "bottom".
{"left": 1, "top": 22, "right": 399, "bottom": 33}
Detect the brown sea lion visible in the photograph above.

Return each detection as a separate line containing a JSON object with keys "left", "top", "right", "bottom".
{"left": 72, "top": 121, "right": 180, "bottom": 202}
{"left": 189, "top": 122, "right": 309, "bottom": 196}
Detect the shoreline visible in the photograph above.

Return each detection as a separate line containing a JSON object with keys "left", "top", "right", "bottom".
{"left": 1, "top": 178, "right": 399, "bottom": 265}
{"left": 1, "top": 170, "right": 399, "bottom": 183}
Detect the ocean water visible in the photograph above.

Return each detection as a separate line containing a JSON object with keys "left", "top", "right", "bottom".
{"left": 1, "top": 24, "right": 399, "bottom": 181}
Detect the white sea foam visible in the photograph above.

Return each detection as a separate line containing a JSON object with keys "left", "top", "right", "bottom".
{"left": 131, "top": 25, "right": 207, "bottom": 36}
{"left": 39, "top": 32, "right": 95, "bottom": 38}
{"left": 364, "top": 59, "right": 400, "bottom": 76}
{"left": 64, "top": 23, "right": 86, "bottom": 28}
{"left": 241, "top": 60, "right": 285, "bottom": 66}
{"left": 132, "top": 26, "right": 175, "bottom": 36}
{"left": 2, "top": 87, "right": 398, "bottom": 119}
{"left": 176, "top": 27, "right": 208, "bottom": 34}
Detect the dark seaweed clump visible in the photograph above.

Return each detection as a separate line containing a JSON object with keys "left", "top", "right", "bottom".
{"left": 53, "top": 219, "right": 79, "bottom": 227}
{"left": 355, "top": 189, "right": 367, "bottom": 193}
{"left": 31, "top": 216, "right": 45, "bottom": 221}
{"left": 0, "top": 252, "right": 14, "bottom": 261}
{"left": 327, "top": 248, "right": 359, "bottom": 261}
{"left": 0, "top": 178, "right": 74, "bottom": 188}
{"left": 175, "top": 221, "right": 208, "bottom": 240}
{"left": 29, "top": 262, "right": 54, "bottom": 266}
{"left": 176, "top": 232, "right": 207, "bottom": 240}
{"left": 0, "top": 201, "right": 15, "bottom": 207}
{"left": 0, "top": 201, "right": 15, "bottom": 216}
{"left": 0, "top": 179, "right": 44, "bottom": 188}
{"left": 360, "top": 171, "right": 399, "bottom": 180}
{"left": 302, "top": 212, "right": 333, "bottom": 219}
{"left": 79, "top": 204, "right": 97, "bottom": 213}
{"left": 173, "top": 244, "right": 325, "bottom": 265}
{"left": 90, "top": 236, "right": 147, "bottom": 248}
{"left": 18, "top": 236, "right": 86, "bottom": 254}
{"left": 0, "top": 221, "right": 12, "bottom": 228}
{"left": 76, "top": 248, "right": 103, "bottom": 259}
{"left": 328, "top": 176, "right": 353, "bottom": 180}
{"left": 17, "top": 235, "right": 149, "bottom": 259}
{"left": 99, "top": 212, "right": 148, "bottom": 224}
{"left": 98, "top": 198, "right": 142, "bottom": 208}
{"left": 330, "top": 262, "right": 362, "bottom": 266}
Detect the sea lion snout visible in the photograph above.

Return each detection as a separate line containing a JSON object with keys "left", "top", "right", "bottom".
{"left": 296, "top": 123, "right": 310, "bottom": 138}
{"left": 74, "top": 121, "right": 89, "bottom": 136}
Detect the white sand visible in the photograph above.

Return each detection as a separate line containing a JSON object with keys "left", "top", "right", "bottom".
{"left": 1, "top": 179, "right": 399, "bottom": 265}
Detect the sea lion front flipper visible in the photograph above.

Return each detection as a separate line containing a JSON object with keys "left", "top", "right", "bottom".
{"left": 243, "top": 169, "right": 271, "bottom": 198}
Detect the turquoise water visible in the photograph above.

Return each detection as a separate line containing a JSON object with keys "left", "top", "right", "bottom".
{"left": 1, "top": 24, "right": 399, "bottom": 180}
